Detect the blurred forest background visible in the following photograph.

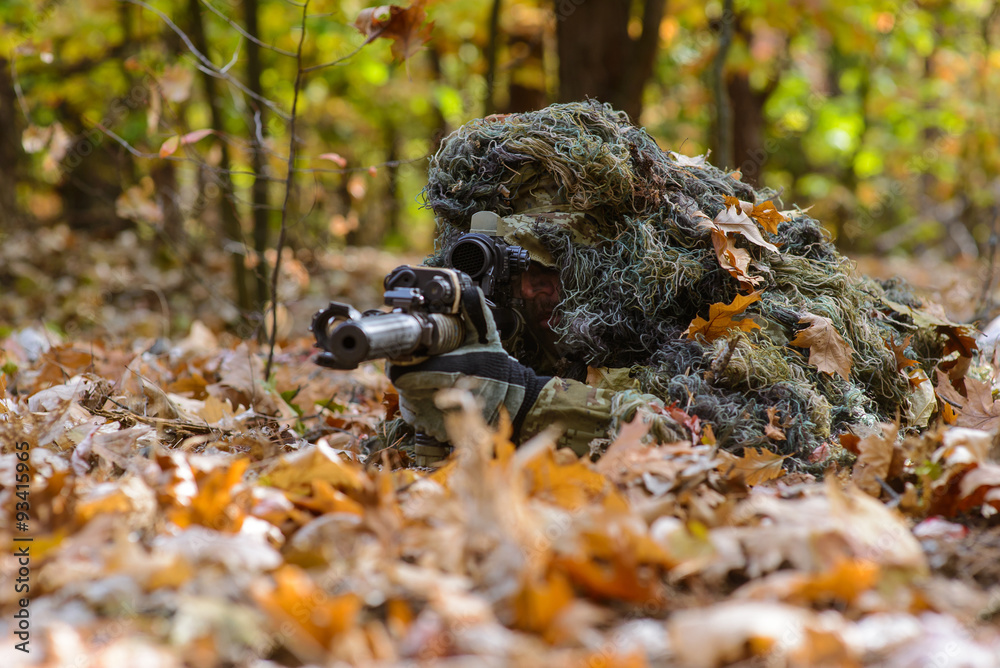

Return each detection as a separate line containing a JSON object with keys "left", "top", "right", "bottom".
{"left": 2, "top": 0, "right": 999, "bottom": 340}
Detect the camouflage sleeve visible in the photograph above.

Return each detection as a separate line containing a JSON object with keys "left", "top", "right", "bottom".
{"left": 519, "top": 377, "right": 618, "bottom": 457}
{"left": 520, "top": 370, "right": 689, "bottom": 458}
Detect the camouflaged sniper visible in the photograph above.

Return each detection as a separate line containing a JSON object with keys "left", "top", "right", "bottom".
{"left": 412, "top": 99, "right": 959, "bottom": 466}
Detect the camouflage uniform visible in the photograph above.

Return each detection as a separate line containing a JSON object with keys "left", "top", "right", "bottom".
{"left": 403, "top": 207, "right": 686, "bottom": 465}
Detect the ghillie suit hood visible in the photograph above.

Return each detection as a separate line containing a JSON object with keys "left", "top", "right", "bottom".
{"left": 422, "top": 100, "right": 969, "bottom": 461}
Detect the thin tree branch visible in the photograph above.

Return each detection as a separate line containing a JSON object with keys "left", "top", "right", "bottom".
{"left": 198, "top": 0, "right": 298, "bottom": 58}
{"left": 266, "top": 2, "right": 310, "bottom": 379}
{"left": 9, "top": 53, "right": 32, "bottom": 120}
{"left": 301, "top": 34, "right": 380, "bottom": 73}
{"left": 119, "top": 0, "right": 290, "bottom": 121}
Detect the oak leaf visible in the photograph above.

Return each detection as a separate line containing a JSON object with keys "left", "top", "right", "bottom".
{"left": 723, "top": 196, "right": 787, "bottom": 235}
{"left": 684, "top": 292, "right": 762, "bottom": 342}
{"left": 705, "top": 221, "right": 763, "bottom": 291}
{"left": 354, "top": 1, "right": 433, "bottom": 62}
{"left": 888, "top": 335, "right": 919, "bottom": 372}
{"left": 935, "top": 371, "right": 1000, "bottom": 432}
{"left": 764, "top": 407, "right": 786, "bottom": 441}
{"left": 789, "top": 314, "right": 853, "bottom": 381}
{"left": 710, "top": 204, "right": 779, "bottom": 253}
{"left": 724, "top": 447, "right": 788, "bottom": 486}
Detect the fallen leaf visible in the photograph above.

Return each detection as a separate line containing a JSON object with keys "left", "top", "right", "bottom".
{"left": 705, "top": 223, "right": 763, "bottom": 291}
{"left": 723, "top": 197, "right": 787, "bottom": 235}
{"left": 789, "top": 313, "right": 853, "bottom": 381}
{"left": 669, "top": 151, "right": 708, "bottom": 168}
{"left": 764, "top": 407, "right": 786, "bottom": 441}
{"left": 512, "top": 570, "right": 575, "bottom": 635}
{"left": 889, "top": 335, "right": 919, "bottom": 372}
{"left": 723, "top": 447, "right": 788, "bottom": 486}
{"left": 935, "top": 371, "right": 1000, "bottom": 432}
{"left": 851, "top": 423, "right": 897, "bottom": 497}
{"left": 709, "top": 204, "right": 779, "bottom": 253}
{"left": 684, "top": 292, "right": 762, "bottom": 342}
{"left": 790, "top": 558, "right": 880, "bottom": 605}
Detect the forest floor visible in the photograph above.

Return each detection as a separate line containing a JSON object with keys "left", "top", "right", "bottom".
{"left": 4, "top": 225, "right": 1000, "bottom": 667}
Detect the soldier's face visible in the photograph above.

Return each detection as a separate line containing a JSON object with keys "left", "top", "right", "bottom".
{"left": 516, "top": 263, "right": 562, "bottom": 332}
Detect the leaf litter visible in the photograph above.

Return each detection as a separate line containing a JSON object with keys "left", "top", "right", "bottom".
{"left": 4, "top": 314, "right": 1000, "bottom": 667}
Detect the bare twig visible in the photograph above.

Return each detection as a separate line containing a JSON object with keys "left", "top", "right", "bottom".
{"left": 119, "top": 0, "right": 290, "bottom": 121}
{"left": 301, "top": 34, "right": 380, "bottom": 73}
{"left": 265, "top": 1, "right": 310, "bottom": 380}
{"left": 198, "top": 0, "right": 298, "bottom": 58}
{"left": 9, "top": 52, "right": 32, "bottom": 120}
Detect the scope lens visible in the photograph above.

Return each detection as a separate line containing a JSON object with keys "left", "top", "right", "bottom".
{"left": 448, "top": 237, "right": 492, "bottom": 278}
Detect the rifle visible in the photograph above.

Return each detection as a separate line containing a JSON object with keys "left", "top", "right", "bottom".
{"left": 311, "top": 212, "right": 530, "bottom": 370}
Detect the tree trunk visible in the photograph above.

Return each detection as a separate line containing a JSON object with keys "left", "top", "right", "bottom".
{"left": 186, "top": 0, "right": 251, "bottom": 317}
{"left": 0, "top": 58, "right": 23, "bottom": 229}
{"left": 554, "top": 0, "right": 666, "bottom": 121}
{"left": 727, "top": 72, "right": 767, "bottom": 185}
{"left": 483, "top": 0, "right": 502, "bottom": 115}
{"left": 244, "top": 0, "right": 271, "bottom": 314}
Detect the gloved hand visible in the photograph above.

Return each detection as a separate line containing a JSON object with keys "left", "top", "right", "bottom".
{"left": 387, "top": 289, "right": 551, "bottom": 446}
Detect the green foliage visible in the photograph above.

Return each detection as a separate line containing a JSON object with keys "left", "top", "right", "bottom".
{"left": 6, "top": 0, "right": 999, "bottom": 268}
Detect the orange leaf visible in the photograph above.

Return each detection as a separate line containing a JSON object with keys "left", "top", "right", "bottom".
{"left": 684, "top": 291, "right": 762, "bottom": 342}
{"left": 789, "top": 313, "right": 853, "bottom": 381}
{"left": 750, "top": 200, "right": 786, "bottom": 235}
{"left": 252, "top": 565, "right": 362, "bottom": 654}
{"left": 708, "top": 204, "right": 779, "bottom": 253}
{"left": 724, "top": 447, "right": 788, "bottom": 486}
{"left": 764, "top": 407, "right": 786, "bottom": 441}
{"left": 513, "top": 570, "right": 575, "bottom": 635}
{"left": 354, "top": 1, "right": 434, "bottom": 62}
{"left": 839, "top": 433, "right": 861, "bottom": 455}
{"left": 888, "top": 335, "right": 919, "bottom": 372}
{"left": 706, "top": 225, "right": 763, "bottom": 291}
{"left": 791, "top": 558, "right": 880, "bottom": 605}
{"left": 158, "top": 135, "right": 180, "bottom": 158}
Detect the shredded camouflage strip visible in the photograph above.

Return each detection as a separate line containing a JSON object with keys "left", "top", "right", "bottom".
{"left": 414, "top": 100, "right": 958, "bottom": 466}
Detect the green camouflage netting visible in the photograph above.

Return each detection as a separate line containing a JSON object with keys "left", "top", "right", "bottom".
{"left": 420, "top": 100, "right": 964, "bottom": 464}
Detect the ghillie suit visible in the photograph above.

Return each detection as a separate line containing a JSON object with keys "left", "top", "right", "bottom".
{"left": 407, "top": 100, "right": 970, "bottom": 466}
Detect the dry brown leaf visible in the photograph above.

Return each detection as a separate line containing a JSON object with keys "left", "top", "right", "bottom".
{"left": 935, "top": 370, "right": 1000, "bottom": 432}
{"left": 764, "top": 407, "right": 786, "bottom": 441}
{"left": 684, "top": 292, "right": 762, "bottom": 342}
{"left": 265, "top": 440, "right": 369, "bottom": 495}
{"left": 723, "top": 197, "right": 787, "bottom": 235}
{"left": 354, "top": 1, "right": 434, "bottom": 62}
{"left": 839, "top": 433, "right": 861, "bottom": 454}
{"left": 708, "top": 204, "right": 780, "bottom": 253}
{"left": 851, "top": 423, "right": 897, "bottom": 497}
{"left": 723, "top": 447, "right": 788, "bottom": 486}
{"left": 706, "top": 224, "right": 763, "bottom": 291}
{"left": 789, "top": 313, "right": 853, "bottom": 381}
{"left": 889, "top": 335, "right": 919, "bottom": 372}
